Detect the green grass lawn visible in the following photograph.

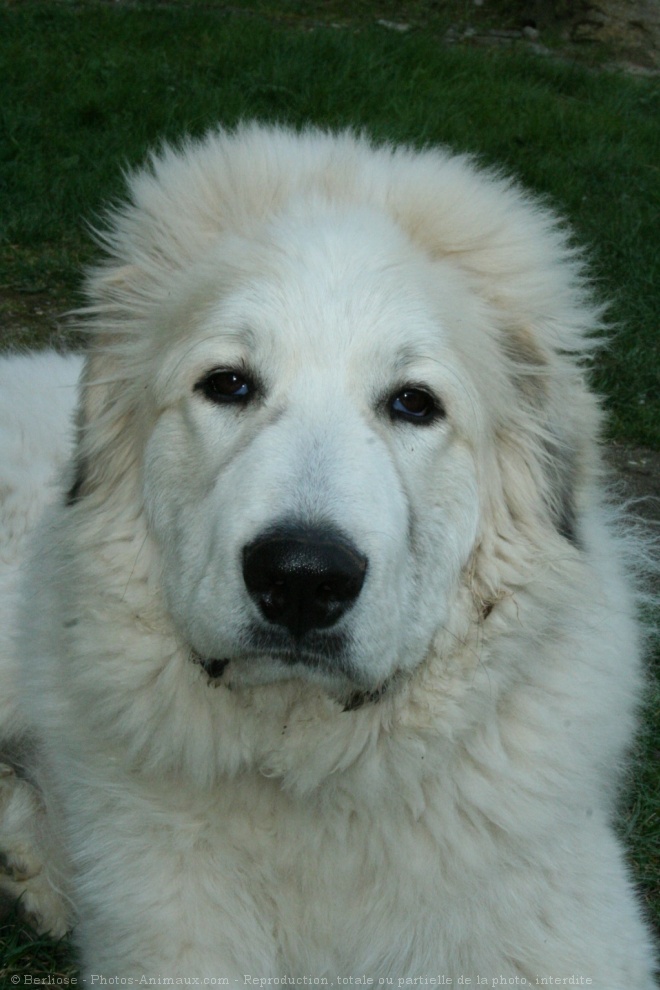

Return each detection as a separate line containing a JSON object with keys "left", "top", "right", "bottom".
{"left": 0, "top": 0, "right": 658, "bottom": 981}
{"left": 2, "top": 2, "right": 659, "bottom": 444}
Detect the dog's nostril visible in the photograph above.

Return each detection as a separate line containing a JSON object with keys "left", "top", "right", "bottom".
{"left": 242, "top": 527, "right": 368, "bottom": 638}
{"left": 317, "top": 582, "right": 336, "bottom": 603}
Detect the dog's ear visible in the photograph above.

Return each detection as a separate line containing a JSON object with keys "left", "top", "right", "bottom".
{"left": 493, "top": 323, "right": 603, "bottom": 548}
{"left": 66, "top": 266, "right": 144, "bottom": 508}
{"left": 65, "top": 348, "right": 141, "bottom": 508}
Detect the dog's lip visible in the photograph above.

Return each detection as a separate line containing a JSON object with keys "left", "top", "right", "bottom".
{"left": 190, "top": 648, "right": 389, "bottom": 708}
{"left": 192, "top": 627, "right": 350, "bottom": 678}
{"left": 196, "top": 655, "right": 230, "bottom": 678}
{"left": 193, "top": 646, "right": 350, "bottom": 679}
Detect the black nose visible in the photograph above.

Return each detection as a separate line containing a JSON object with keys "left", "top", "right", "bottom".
{"left": 242, "top": 527, "right": 368, "bottom": 638}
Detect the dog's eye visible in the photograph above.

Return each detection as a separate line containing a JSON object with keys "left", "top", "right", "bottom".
{"left": 389, "top": 387, "right": 442, "bottom": 424}
{"left": 195, "top": 369, "right": 253, "bottom": 404}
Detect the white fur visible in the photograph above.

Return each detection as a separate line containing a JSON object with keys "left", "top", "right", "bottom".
{"left": 0, "top": 351, "right": 82, "bottom": 933}
{"left": 0, "top": 124, "right": 657, "bottom": 986}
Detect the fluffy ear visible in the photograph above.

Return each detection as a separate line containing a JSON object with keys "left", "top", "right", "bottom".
{"left": 493, "top": 323, "right": 603, "bottom": 548}
{"left": 66, "top": 266, "right": 145, "bottom": 508}
{"left": 65, "top": 351, "right": 133, "bottom": 507}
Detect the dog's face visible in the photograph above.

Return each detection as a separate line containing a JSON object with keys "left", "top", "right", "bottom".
{"left": 140, "top": 205, "right": 484, "bottom": 697}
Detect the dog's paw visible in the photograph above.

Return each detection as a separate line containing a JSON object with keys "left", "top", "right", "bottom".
{"left": 0, "top": 762, "right": 71, "bottom": 936}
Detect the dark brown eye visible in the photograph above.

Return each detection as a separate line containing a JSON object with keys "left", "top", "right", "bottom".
{"left": 390, "top": 387, "right": 441, "bottom": 424}
{"left": 195, "top": 369, "right": 253, "bottom": 404}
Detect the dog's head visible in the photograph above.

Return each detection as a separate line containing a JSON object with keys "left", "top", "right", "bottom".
{"left": 69, "top": 125, "right": 602, "bottom": 703}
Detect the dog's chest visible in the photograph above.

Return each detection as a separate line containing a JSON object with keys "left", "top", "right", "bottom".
{"left": 208, "top": 773, "right": 448, "bottom": 974}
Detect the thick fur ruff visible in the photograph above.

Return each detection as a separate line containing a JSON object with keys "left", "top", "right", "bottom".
{"left": 0, "top": 124, "right": 657, "bottom": 986}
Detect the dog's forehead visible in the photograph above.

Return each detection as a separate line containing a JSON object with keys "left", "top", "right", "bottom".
{"left": 204, "top": 204, "right": 451, "bottom": 367}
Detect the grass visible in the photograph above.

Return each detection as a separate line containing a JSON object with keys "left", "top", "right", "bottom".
{"left": 0, "top": 910, "right": 76, "bottom": 987}
{"left": 0, "top": 0, "right": 658, "bottom": 981}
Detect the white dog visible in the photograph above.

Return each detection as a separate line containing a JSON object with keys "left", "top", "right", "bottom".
{"left": 0, "top": 124, "right": 657, "bottom": 986}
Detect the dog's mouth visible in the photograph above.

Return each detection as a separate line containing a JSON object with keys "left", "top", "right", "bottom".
{"left": 191, "top": 649, "right": 389, "bottom": 711}
{"left": 197, "top": 656, "right": 230, "bottom": 679}
{"left": 192, "top": 620, "right": 355, "bottom": 683}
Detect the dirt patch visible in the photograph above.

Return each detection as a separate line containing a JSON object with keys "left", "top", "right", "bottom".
{"left": 0, "top": 287, "right": 77, "bottom": 351}
{"left": 567, "top": 0, "right": 660, "bottom": 71}
{"left": 607, "top": 443, "right": 660, "bottom": 523}
{"left": 439, "top": 0, "right": 660, "bottom": 72}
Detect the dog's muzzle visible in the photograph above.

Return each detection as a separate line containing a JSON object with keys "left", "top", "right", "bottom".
{"left": 192, "top": 525, "right": 377, "bottom": 706}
